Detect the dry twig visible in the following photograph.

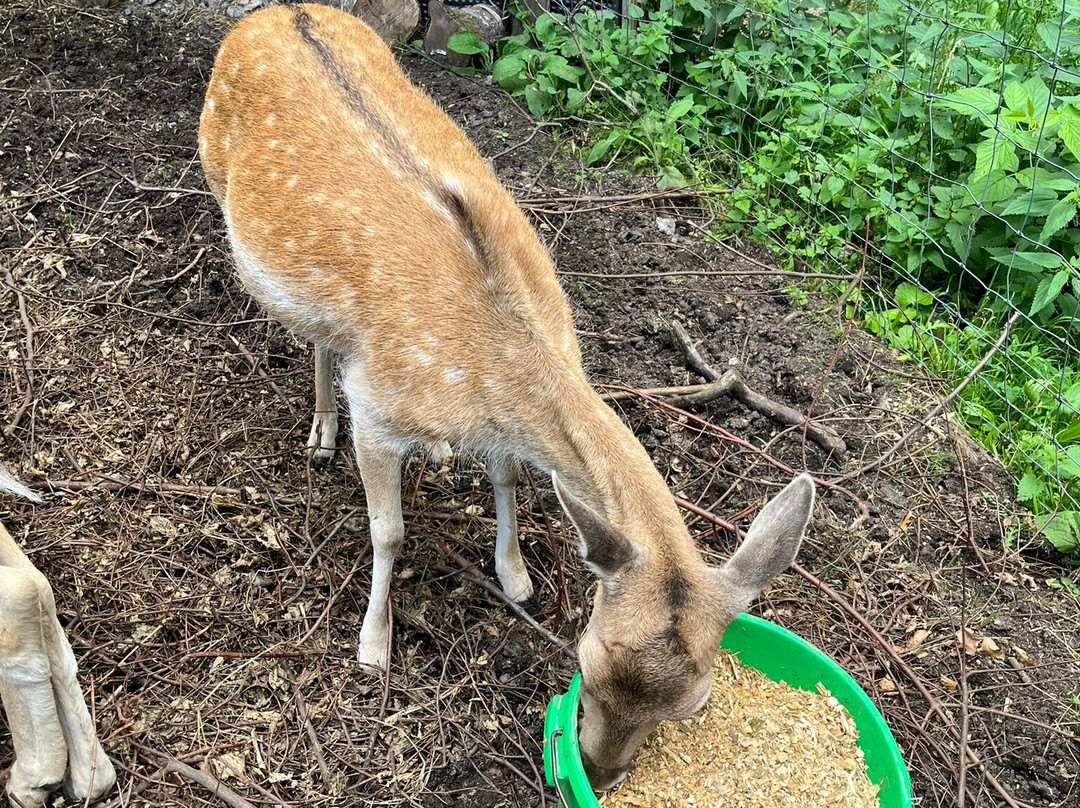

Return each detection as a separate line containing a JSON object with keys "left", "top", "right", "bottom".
{"left": 671, "top": 321, "right": 847, "bottom": 456}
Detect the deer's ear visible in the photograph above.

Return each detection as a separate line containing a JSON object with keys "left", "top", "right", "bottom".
{"left": 552, "top": 471, "right": 637, "bottom": 578}
{"left": 716, "top": 474, "right": 815, "bottom": 612}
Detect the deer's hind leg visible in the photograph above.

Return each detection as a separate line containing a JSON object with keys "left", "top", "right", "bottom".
{"left": 307, "top": 342, "right": 339, "bottom": 466}
{"left": 488, "top": 455, "right": 533, "bottom": 603}
{"left": 341, "top": 360, "right": 406, "bottom": 673}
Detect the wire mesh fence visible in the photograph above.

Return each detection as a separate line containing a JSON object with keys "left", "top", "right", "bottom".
{"left": 492, "top": 0, "right": 1080, "bottom": 552}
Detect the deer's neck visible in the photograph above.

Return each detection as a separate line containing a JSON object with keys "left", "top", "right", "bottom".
{"left": 530, "top": 380, "right": 702, "bottom": 570}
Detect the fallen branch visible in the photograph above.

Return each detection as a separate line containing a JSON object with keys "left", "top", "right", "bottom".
{"left": 160, "top": 757, "right": 257, "bottom": 808}
{"left": 671, "top": 321, "right": 847, "bottom": 456}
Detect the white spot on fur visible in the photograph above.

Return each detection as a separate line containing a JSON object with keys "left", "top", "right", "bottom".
{"left": 425, "top": 333, "right": 438, "bottom": 346}
{"left": 365, "top": 225, "right": 376, "bottom": 236}
{"left": 198, "top": 137, "right": 208, "bottom": 152}
{"left": 286, "top": 145, "right": 297, "bottom": 156}
{"left": 442, "top": 367, "right": 465, "bottom": 383}
{"left": 231, "top": 61, "right": 241, "bottom": 73}
{"left": 284, "top": 238, "right": 296, "bottom": 251}
{"left": 408, "top": 346, "right": 434, "bottom": 366}
{"left": 206, "top": 97, "right": 216, "bottom": 111}
{"left": 222, "top": 134, "right": 231, "bottom": 151}
{"left": 268, "top": 139, "right": 279, "bottom": 149}
{"left": 269, "top": 169, "right": 280, "bottom": 180}
{"left": 265, "top": 113, "right": 276, "bottom": 126}
{"left": 287, "top": 176, "right": 299, "bottom": 188}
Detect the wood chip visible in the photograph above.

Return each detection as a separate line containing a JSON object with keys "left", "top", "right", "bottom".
{"left": 599, "top": 651, "right": 880, "bottom": 808}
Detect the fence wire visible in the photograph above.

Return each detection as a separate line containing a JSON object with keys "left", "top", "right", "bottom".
{"left": 504, "top": 0, "right": 1080, "bottom": 550}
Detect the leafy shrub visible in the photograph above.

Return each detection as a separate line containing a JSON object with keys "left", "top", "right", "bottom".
{"left": 492, "top": 0, "right": 1080, "bottom": 553}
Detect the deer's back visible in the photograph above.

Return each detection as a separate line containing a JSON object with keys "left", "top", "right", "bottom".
{"left": 199, "top": 4, "right": 582, "bottom": 449}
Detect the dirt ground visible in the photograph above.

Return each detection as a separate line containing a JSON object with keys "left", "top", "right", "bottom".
{"left": 1, "top": 2, "right": 1078, "bottom": 807}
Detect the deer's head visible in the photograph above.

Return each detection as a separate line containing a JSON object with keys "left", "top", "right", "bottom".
{"left": 553, "top": 473, "right": 815, "bottom": 790}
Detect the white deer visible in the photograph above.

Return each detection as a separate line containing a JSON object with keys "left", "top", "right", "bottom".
{"left": 198, "top": 4, "right": 815, "bottom": 788}
{"left": 0, "top": 463, "right": 115, "bottom": 808}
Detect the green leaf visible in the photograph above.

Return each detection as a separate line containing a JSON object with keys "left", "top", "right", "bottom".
{"left": 447, "top": 31, "right": 486, "bottom": 56}
{"left": 1002, "top": 81, "right": 1028, "bottom": 114}
{"left": 1032, "top": 269, "right": 1072, "bottom": 315}
{"left": 733, "top": 70, "right": 748, "bottom": 101}
{"left": 491, "top": 56, "right": 524, "bottom": 88}
{"left": 990, "top": 251, "right": 1065, "bottom": 271}
{"left": 586, "top": 134, "right": 618, "bottom": 165}
{"left": 1040, "top": 197, "right": 1078, "bottom": 243}
{"left": 940, "top": 87, "right": 1000, "bottom": 117}
{"left": 1058, "top": 419, "right": 1080, "bottom": 444}
{"left": 1061, "top": 110, "right": 1080, "bottom": 162}
{"left": 1061, "top": 446, "right": 1080, "bottom": 479}
{"left": 534, "top": 12, "right": 556, "bottom": 41}
{"left": 667, "top": 96, "right": 694, "bottom": 120}
{"left": 1039, "top": 511, "right": 1080, "bottom": 554}
{"left": 972, "top": 138, "right": 1018, "bottom": 182}
{"left": 895, "top": 282, "right": 933, "bottom": 308}
{"left": 999, "top": 188, "right": 1061, "bottom": 217}
{"left": 1017, "top": 472, "right": 1047, "bottom": 503}
{"left": 566, "top": 87, "right": 587, "bottom": 111}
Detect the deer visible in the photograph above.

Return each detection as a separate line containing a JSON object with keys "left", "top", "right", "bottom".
{"left": 0, "top": 462, "right": 116, "bottom": 808}
{"left": 198, "top": 4, "right": 815, "bottom": 790}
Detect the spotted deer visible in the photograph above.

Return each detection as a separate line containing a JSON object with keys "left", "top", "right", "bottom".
{"left": 198, "top": 4, "right": 815, "bottom": 789}
{"left": 0, "top": 463, "right": 116, "bottom": 808}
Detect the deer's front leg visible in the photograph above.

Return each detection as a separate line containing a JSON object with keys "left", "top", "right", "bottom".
{"left": 0, "top": 568, "right": 69, "bottom": 808}
{"left": 0, "top": 524, "right": 115, "bottom": 806}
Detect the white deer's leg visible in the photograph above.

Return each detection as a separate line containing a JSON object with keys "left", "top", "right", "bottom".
{"left": 307, "top": 343, "right": 339, "bottom": 465}
{"left": 47, "top": 620, "right": 116, "bottom": 803}
{"left": 0, "top": 568, "right": 69, "bottom": 808}
{"left": 488, "top": 456, "right": 533, "bottom": 603}
{"left": 0, "top": 524, "right": 115, "bottom": 805}
{"left": 353, "top": 440, "right": 405, "bottom": 671}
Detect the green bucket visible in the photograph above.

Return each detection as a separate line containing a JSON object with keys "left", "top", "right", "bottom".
{"left": 543, "top": 613, "right": 913, "bottom": 807}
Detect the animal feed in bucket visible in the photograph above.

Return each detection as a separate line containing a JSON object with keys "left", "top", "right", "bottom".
{"left": 598, "top": 650, "right": 880, "bottom": 807}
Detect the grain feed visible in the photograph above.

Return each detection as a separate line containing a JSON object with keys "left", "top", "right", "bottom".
{"left": 598, "top": 650, "right": 880, "bottom": 807}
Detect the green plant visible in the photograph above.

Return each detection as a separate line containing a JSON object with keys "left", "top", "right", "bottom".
{"left": 492, "top": 0, "right": 1080, "bottom": 554}
{"left": 448, "top": 31, "right": 493, "bottom": 70}
{"left": 783, "top": 285, "right": 810, "bottom": 307}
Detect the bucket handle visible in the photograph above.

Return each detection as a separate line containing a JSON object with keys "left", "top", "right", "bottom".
{"left": 548, "top": 728, "right": 571, "bottom": 806}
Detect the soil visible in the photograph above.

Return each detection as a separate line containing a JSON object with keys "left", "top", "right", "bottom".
{"left": 1, "top": 2, "right": 1078, "bottom": 807}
